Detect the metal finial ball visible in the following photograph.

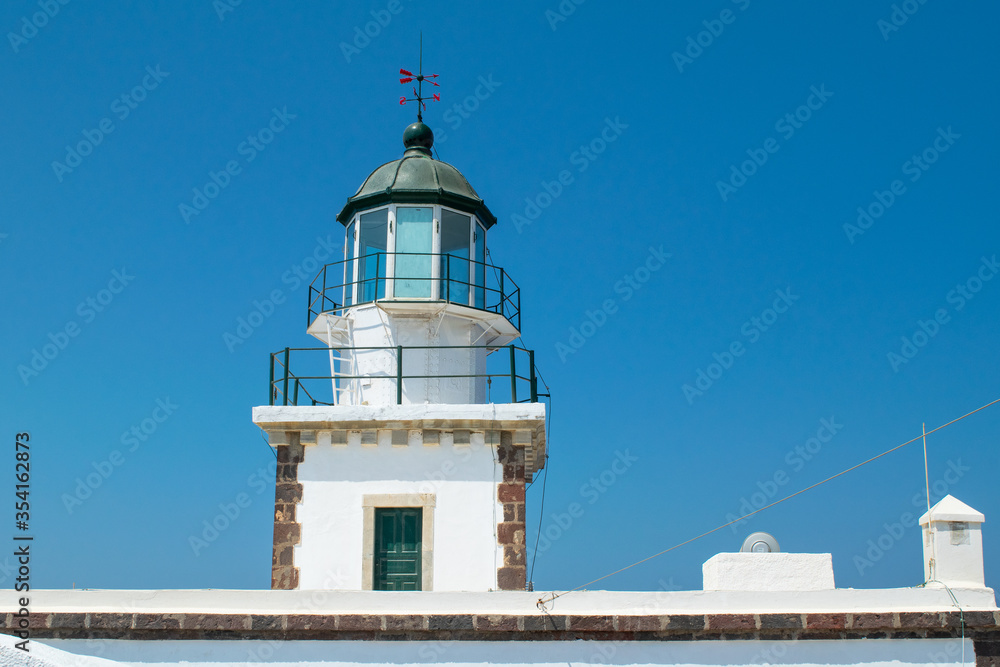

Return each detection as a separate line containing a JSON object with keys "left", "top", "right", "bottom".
{"left": 403, "top": 122, "right": 434, "bottom": 151}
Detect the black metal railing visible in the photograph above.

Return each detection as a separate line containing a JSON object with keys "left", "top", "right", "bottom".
{"left": 268, "top": 344, "right": 539, "bottom": 406}
{"left": 307, "top": 253, "right": 521, "bottom": 330}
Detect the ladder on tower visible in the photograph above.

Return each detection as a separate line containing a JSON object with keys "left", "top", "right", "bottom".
{"left": 323, "top": 315, "right": 359, "bottom": 406}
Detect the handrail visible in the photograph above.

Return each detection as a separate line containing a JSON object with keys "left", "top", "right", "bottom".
{"left": 306, "top": 252, "right": 521, "bottom": 331}
{"left": 268, "top": 343, "right": 539, "bottom": 407}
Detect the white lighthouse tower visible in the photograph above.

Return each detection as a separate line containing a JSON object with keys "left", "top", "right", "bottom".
{"left": 253, "top": 120, "right": 546, "bottom": 592}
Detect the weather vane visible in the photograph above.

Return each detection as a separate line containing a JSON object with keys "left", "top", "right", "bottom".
{"left": 398, "top": 34, "right": 439, "bottom": 122}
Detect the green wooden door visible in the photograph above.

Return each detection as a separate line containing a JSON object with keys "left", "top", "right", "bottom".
{"left": 374, "top": 508, "right": 422, "bottom": 591}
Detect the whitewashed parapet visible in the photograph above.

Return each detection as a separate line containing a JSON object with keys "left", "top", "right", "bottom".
{"left": 255, "top": 403, "right": 546, "bottom": 480}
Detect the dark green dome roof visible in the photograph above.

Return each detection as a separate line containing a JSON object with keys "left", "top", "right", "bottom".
{"left": 336, "top": 123, "right": 497, "bottom": 228}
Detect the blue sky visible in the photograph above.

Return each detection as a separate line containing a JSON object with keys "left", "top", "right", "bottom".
{"left": 2, "top": 1, "right": 999, "bottom": 593}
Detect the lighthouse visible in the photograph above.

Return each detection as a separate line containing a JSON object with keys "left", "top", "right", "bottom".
{"left": 253, "top": 119, "right": 547, "bottom": 592}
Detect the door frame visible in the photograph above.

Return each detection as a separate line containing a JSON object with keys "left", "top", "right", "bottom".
{"left": 361, "top": 494, "right": 435, "bottom": 591}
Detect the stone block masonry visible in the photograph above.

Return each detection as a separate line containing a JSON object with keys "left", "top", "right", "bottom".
{"left": 271, "top": 434, "right": 303, "bottom": 591}
{"left": 497, "top": 432, "right": 527, "bottom": 591}
{"left": 5, "top": 609, "right": 997, "bottom": 642}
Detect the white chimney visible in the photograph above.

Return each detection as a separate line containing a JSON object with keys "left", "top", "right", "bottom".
{"left": 919, "top": 495, "right": 985, "bottom": 589}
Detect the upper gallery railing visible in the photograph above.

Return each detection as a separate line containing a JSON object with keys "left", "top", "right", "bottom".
{"left": 307, "top": 253, "right": 521, "bottom": 330}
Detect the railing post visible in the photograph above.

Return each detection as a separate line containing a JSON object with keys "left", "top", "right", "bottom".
{"left": 343, "top": 253, "right": 350, "bottom": 307}
{"left": 396, "top": 345, "right": 404, "bottom": 405}
{"left": 529, "top": 349, "right": 537, "bottom": 403}
{"left": 445, "top": 255, "right": 451, "bottom": 303}
{"left": 509, "top": 345, "right": 517, "bottom": 403}
{"left": 282, "top": 347, "right": 290, "bottom": 407}
{"left": 269, "top": 352, "right": 275, "bottom": 405}
{"left": 499, "top": 270, "right": 505, "bottom": 314}
{"left": 516, "top": 288, "right": 521, "bottom": 330}
{"left": 293, "top": 378, "right": 300, "bottom": 406}
{"left": 321, "top": 264, "right": 327, "bottom": 312}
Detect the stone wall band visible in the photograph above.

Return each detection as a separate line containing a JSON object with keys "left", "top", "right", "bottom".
{"left": 3, "top": 612, "right": 998, "bottom": 648}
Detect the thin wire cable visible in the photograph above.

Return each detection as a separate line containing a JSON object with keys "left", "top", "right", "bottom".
{"left": 525, "top": 382, "right": 553, "bottom": 492}
{"left": 483, "top": 248, "right": 553, "bottom": 392}
{"left": 490, "top": 402, "right": 499, "bottom": 587}
{"left": 528, "top": 394, "right": 552, "bottom": 587}
{"left": 528, "top": 462, "right": 549, "bottom": 583}
{"left": 260, "top": 430, "right": 278, "bottom": 459}
{"left": 922, "top": 422, "right": 931, "bottom": 513}
{"left": 537, "top": 396, "right": 1000, "bottom": 608}
{"left": 924, "top": 579, "right": 966, "bottom": 665}
{"left": 923, "top": 421, "right": 938, "bottom": 579}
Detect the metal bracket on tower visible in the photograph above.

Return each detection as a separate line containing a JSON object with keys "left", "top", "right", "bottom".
{"left": 430, "top": 304, "right": 449, "bottom": 337}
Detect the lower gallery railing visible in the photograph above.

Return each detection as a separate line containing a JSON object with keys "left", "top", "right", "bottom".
{"left": 268, "top": 344, "right": 540, "bottom": 406}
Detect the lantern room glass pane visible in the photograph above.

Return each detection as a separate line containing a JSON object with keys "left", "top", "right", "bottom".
{"left": 395, "top": 207, "right": 433, "bottom": 298}
{"left": 440, "top": 210, "right": 471, "bottom": 305}
{"left": 359, "top": 209, "right": 388, "bottom": 302}
{"left": 474, "top": 222, "right": 486, "bottom": 309}
{"left": 344, "top": 222, "right": 355, "bottom": 307}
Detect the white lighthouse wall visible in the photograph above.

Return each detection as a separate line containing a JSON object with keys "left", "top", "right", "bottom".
{"left": 34, "top": 637, "right": 979, "bottom": 667}
{"left": 295, "top": 437, "right": 502, "bottom": 591}
{"left": 340, "top": 304, "right": 488, "bottom": 406}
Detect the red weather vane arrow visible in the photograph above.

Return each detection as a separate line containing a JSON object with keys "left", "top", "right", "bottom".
{"left": 398, "top": 35, "right": 440, "bottom": 122}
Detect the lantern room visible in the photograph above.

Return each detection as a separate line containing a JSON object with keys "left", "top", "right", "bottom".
{"left": 334, "top": 122, "right": 496, "bottom": 310}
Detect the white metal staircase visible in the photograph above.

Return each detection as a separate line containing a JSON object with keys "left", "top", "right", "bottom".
{"left": 323, "top": 315, "right": 359, "bottom": 406}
